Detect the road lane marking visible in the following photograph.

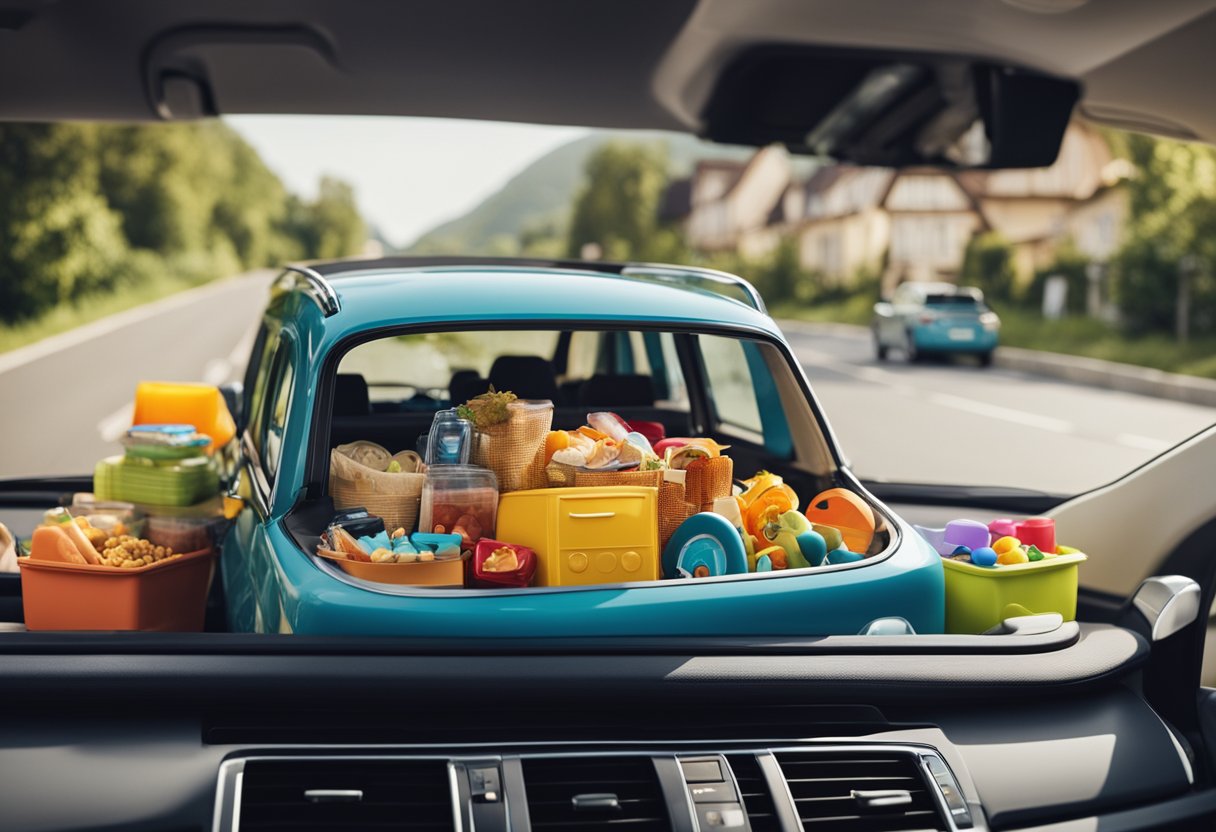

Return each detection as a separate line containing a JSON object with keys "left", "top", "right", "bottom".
{"left": 0, "top": 271, "right": 272, "bottom": 377}
{"left": 927, "top": 393, "right": 1075, "bottom": 433}
{"left": 97, "top": 402, "right": 134, "bottom": 443}
{"left": 1116, "top": 433, "right": 1173, "bottom": 452}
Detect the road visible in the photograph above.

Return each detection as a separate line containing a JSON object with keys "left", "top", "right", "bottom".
{"left": 2, "top": 281, "right": 1214, "bottom": 494}
{"left": 780, "top": 322, "right": 1216, "bottom": 495}
{"left": 0, "top": 272, "right": 273, "bottom": 478}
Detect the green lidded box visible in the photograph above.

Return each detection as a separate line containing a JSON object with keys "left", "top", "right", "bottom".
{"left": 94, "top": 454, "right": 220, "bottom": 507}
{"left": 942, "top": 552, "right": 1087, "bottom": 634}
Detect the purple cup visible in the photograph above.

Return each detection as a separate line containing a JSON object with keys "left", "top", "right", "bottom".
{"left": 944, "top": 519, "right": 990, "bottom": 552}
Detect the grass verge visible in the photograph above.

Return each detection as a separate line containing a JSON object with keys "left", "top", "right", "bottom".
{"left": 776, "top": 297, "right": 1216, "bottom": 380}
{"left": 0, "top": 272, "right": 215, "bottom": 356}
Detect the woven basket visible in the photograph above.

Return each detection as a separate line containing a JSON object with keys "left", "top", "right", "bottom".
{"left": 683, "top": 456, "right": 734, "bottom": 511}
{"left": 329, "top": 447, "right": 426, "bottom": 532}
{"left": 471, "top": 400, "right": 553, "bottom": 492}
{"left": 572, "top": 468, "right": 663, "bottom": 489}
{"left": 658, "top": 480, "right": 698, "bottom": 547}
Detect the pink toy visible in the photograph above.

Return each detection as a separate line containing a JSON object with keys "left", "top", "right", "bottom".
{"left": 988, "top": 518, "right": 1018, "bottom": 544}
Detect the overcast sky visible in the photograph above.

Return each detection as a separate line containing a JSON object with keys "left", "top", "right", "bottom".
{"left": 226, "top": 115, "right": 588, "bottom": 248}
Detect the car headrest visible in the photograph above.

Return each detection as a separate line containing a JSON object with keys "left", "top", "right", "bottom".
{"left": 488, "top": 355, "right": 560, "bottom": 402}
{"left": 579, "top": 374, "right": 656, "bottom": 407}
{"left": 334, "top": 373, "right": 371, "bottom": 417}
{"left": 449, "top": 369, "right": 489, "bottom": 405}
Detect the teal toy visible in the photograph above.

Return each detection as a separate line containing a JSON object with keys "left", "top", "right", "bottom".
{"left": 758, "top": 508, "right": 827, "bottom": 568}
{"left": 359, "top": 531, "right": 417, "bottom": 555}
{"left": 827, "top": 548, "right": 864, "bottom": 565}
{"left": 663, "top": 513, "right": 748, "bottom": 579}
{"left": 811, "top": 523, "right": 844, "bottom": 552}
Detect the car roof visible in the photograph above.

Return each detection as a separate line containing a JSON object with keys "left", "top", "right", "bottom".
{"left": 273, "top": 257, "right": 781, "bottom": 341}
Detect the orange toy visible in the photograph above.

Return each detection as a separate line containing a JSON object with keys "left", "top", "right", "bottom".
{"left": 805, "top": 488, "right": 876, "bottom": 553}
{"left": 743, "top": 485, "right": 798, "bottom": 538}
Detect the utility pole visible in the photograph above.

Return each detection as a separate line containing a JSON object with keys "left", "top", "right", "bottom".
{"left": 1177, "top": 254, "right": 1197, "bottom": 344}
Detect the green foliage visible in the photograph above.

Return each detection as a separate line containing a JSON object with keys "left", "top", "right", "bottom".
{"left": 960, "top": 232, "right": 1017, "bottom": 304}
{"left": 1109, "top": 133, "right": 1216, "bottom": 335}
{"left": 1029, "top": 241, "right": 1090, "bottom": 315}
{"left": 566, "top": 141, "right": 670, "bottom": 260}
{"left": 0, "top": 122, "right": 365, "bottom": 326}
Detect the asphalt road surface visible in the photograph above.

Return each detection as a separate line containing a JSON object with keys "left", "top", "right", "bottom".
{"left": 0, "top": 272, "right": 273, "bottom": 478}
{"left": 781, "top": 322, "right": 1216, "bottom": 496}
{"left": 2, "top": 280, "right": 1214, "bottom": 496}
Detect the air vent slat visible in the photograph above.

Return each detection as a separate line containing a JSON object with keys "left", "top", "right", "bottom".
{"left": 522, "top": 757, "right": 669, "bottom": 832}
{"left": 725, "top": 753, "right": 782, "bottom": 832}
{"left": 237, "top": 760, "right": 454, "bottom": 832}
{"left": 775, "top": 751, "right": 946, "bottom": 832}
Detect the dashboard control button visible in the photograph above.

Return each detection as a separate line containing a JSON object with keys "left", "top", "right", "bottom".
{"left": 699, "top": 803, "right": 746, "bottom": 828}
{"left": 469, "top": 766, "right": 500, "bottom": 803}
{"left": 689, "top": 781, "right": 737, "bottom": 803}
{"left": 681, "top": 759, "right": 724, "bottom": 782}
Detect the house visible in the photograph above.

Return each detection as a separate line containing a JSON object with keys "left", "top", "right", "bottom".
{"left": 683, "top": 146, "right": 791, "bottom": 252}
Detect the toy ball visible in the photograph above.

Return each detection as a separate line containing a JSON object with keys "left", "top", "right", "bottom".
{"left": 805, "top": 488, "right": 876, "bottom": 553}
{"left": 997, "top": 547, "right": 1030, "bottom": 565}
{"left": 951, "top": 545, "right": 971, "bottom": 557}
{"left": 971, "top": 547, "right": 998, "bottom": 567}
{"left": 992, "top": 536, "right": 1022, "bottom": 555}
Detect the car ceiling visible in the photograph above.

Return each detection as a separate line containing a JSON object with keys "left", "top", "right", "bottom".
{"left": 1, "top": 0, "right": 1214, "bottom": 146}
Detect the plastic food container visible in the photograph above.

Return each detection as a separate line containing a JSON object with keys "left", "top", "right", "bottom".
{"left": 941, "top": 552, "right": 1087, "bottom": 634}
{"left": 472, "top": 538, "right": 537, "bottom": 588}
{"left": 143, "top": 498, "right": 229, "bottom": 553}
{"left": 94, "top": 454, "right": 220, "bottom": 506}
{"left": 418, "top": 465, "right": 498, "bottom": 543}
{"left": 314, "top": 548, "right": 466, "bottom": 587}
{"left": 132, "top": 381, "right": 236, "bottom": 449}
{"left": 18, "top": 548, "right": 214, "bottom": 631}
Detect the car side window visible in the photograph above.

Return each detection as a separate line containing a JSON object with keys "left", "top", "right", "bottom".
{"left": 259, "top": 344, "right": 295, "bottom": 485}
{"left": 698, "top": 334, "right": 764, "bottom": 437}
{"left": 245, "top": 324, "right": 281, "bottom": 449}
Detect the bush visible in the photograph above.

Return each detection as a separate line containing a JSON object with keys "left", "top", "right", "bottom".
{"left": 1028, "top": 242, "right": 1090, "bottom": 315}
{"left": 960, "top": 232, "right": 1018, "bottom": 304}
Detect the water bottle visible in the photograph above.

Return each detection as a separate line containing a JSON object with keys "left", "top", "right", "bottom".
{"left": 425, "top": 409, "right": 472, "bottom": 465}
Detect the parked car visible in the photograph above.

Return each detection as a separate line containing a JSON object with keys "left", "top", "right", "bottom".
{"left": 872, "top": 282, "right": 1000, "bottom": 365}
{"left": 222, "top": 257, "right": 944, "bottom": 636}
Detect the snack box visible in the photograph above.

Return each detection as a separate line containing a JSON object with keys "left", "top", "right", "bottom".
{"left": 472, "top": 538, "right": 537, "bottom": 588}
{"left": 314, "top": 548, "right": 466, "bottom": 587}
{"left": 18, "top": 548, "right": 214, "bottom": 631}
{"left": 941, "top": 551, "right": 1087, "bottom": 634}
{"left": 94, "top": 454, "right": 220, "bottom": 506}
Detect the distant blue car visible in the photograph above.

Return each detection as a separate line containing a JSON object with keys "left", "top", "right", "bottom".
{"left": 872, "top": 282, "right": 1000, "bottom": 366}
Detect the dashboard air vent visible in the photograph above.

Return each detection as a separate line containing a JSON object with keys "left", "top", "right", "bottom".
{"left": 237, "top": 759, "right": 454, "bottom": 831}
{"left": 774, "top": 751, "right": 945, "bottom": 832}
{"left": 725, "top": 753, "right": 781, "bottom": 832}
{"left": 522, "top": 756, "right": 669, "bottom": 830}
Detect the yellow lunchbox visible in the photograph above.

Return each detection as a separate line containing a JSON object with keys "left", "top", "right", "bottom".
{"left": 496, "top": 486, "right": 659, "bottom": 587}
{"left": 942, "top": 551, "right": 1087, "bottom": 634}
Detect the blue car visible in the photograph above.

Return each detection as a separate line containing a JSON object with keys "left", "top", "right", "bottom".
{"left": 872, "top": 282, "right": 1000, "bottom": 365}
{"left": 221, "top": 256, "right": 944, "bottom": 637}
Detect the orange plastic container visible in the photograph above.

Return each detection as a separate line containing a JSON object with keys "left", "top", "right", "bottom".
{"left": 18, "top": 548, "right": 214, "bottom": 631}
{"left": 132, "top": 382, "right": 236, "bottom": 449}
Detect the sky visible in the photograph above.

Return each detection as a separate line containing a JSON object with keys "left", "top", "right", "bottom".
{"left": 225, "top": 115, "right": 589, "bottom": 249}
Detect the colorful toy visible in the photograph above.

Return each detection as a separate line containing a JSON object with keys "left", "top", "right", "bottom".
{"left": 988, "top": 518, "right": 1018, "bottom": 543}
{"left": 992, "top": 536, "right": 1021, "bottom": 556}
{"left": 411, "top": 532, "right": 463, "bottom": 558}
{"left": 737, "top": 471, "right": 799, "bottom": 537}
{"left": 971, "top": 547, "right": 998, "bottom": 567}
{"left": 755, "top": 506, "right": 827, "bottom": 569}
{"left": 811, "top": 523, "right": 844, "bottom": 552}
{"left": 913, "top": 519, "right": 988, "bottom": 556}
{"left": 662, "top": 513, "right": 748, "bottom": 579}
{"left": 1015, "top": 517, "right": 1056, "bottom": 554}
{"left": 997, "top": 546, "right": 1029, "bottom": 565}
{"left": 826, "top": 548, "right": 864, "bottom": 565}
{"left": 805, "top": 488, "right": 875, "bottom": 553}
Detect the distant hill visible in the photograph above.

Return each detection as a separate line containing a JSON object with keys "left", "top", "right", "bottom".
{"left": 403, "top": 131, "right": 756, "bottom": 254}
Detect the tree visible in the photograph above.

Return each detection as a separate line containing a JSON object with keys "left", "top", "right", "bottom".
{"left": 1108, "top": 132, "right": 1216, "bottom": 335}
{"left": 566, "top": 142, "right": 669, "bottom": 260}
{"left": 960, "top": 232, "right": 1017, "bottom": 305}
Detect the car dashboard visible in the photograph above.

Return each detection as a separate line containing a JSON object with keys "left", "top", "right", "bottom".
{"left": 1, "top": 622, "right": 1213, "bottom": 832}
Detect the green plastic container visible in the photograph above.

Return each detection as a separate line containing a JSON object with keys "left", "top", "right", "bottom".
{"left": 94, "top": 454, "right": 220, "bottom": 507}
{"left": 942, "top": 552, "right": 1087, "bottom": 634}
